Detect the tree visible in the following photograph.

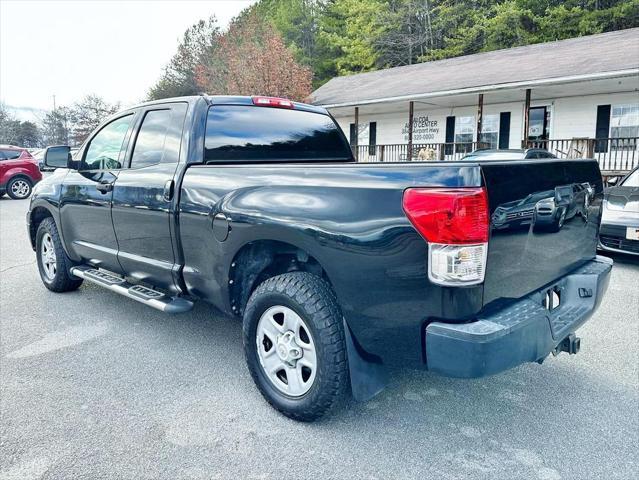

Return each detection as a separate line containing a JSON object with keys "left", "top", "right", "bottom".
{"left": 200, "top": 13, "right": 313, "bottom": 100}
{"left": 375, "top": 0, "right": 437, "bottom": 67}
{"left": 0, "top": 104, "right": 20, "bottom": 145}
{"left": 147, "top": 0, "right": 639, "bottom": 94}
{"left": 41, "top": 107, "right": 72, "bottom": 146}
{"left": 70, "top": 95, "right": 119, "bottom": 145}
{"left": 16, "top": 122, "right": 41, "bottom": 148}
{"left": 0, "top": 104, "right": 43, "bottom": 147}
{"left": 148, "top": 17, "right": 221, "bottom": 100}
{"left": 482, "top": 1, "right": 536, "bottom": 52}
{"left": 318, "top": 0, "right": 386, "bottom": 75}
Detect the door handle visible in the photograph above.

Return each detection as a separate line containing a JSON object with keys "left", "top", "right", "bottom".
{"left": 96, "top": 182, "right": 113, "bottom": 194}
{"left": 163, "top": 180, "right": 175, "bottom": 202}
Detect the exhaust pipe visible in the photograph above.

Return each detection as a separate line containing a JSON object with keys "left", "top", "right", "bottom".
{"left": 553, "top": 333, "right": 581, "bottom": 356}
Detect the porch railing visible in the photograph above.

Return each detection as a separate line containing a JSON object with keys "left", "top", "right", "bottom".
{"left": 354, "top": 137, "right": 638, "bottom": 173}
{"left": 354, "top": 142, "right": 489, "bottom": 163}
{"left": 525, "top": 137, "right": 638, "bottom": 173}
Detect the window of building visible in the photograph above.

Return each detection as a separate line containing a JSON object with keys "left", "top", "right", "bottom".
{"left": 610, "top": 104, "right": 639, "bottom": 150}
{"left": 454, "top": 116, "right": 474, "bottom": 153}
{"left": 479, "top": 114, "right": 499, "bottom": 149}
{"left": 368, "top": 122, "right": 377, "bottom": 155}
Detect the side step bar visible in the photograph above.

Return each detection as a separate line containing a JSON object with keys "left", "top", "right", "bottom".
{"left": 70, "top": 266, "right": 194, "bottom": 314}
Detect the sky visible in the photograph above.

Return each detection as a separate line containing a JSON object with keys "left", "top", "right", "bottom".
{"left": 0, "top": 0, "right": 255, "bottom": 122}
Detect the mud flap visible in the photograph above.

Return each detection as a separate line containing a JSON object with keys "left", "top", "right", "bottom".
{"left": 343, "top": 319, "right": 388, "bottom": 402}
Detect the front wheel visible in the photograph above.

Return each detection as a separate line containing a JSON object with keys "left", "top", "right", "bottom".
{"left": 36, "top": 217, "right": 83, "bottom": 292}
{"left": 243, "top": 272, "right": 350, "bottom": 422}
{"left": 7, "top": 177, "right": 32, "bottom": 199}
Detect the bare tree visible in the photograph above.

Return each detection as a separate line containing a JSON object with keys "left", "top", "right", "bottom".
{"left": 375, "top": 0, "right": 435, "bottom": 67}
{"left": 70, "top": 95, "right": 119, "bottom": 145}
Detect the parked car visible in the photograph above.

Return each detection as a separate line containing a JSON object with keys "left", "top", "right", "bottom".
{"left": 0, "top": 145, "right": 42, "bottom": 199}
{"left": 598, "top": 166, "right": 639, "bottom": 255}
{"left": 463, "top": 148, "right": 557, "bottom": 160}
{"left": 491, "top": 190, "right": 554, "bottom": 230}
{"left": 29, "top": 96, "right": 612, "bottom": 421}
{"left": 533, "top": 183, "right": 592, "bottom": 232}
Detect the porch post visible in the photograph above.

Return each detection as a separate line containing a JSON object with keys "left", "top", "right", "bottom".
{"left": 522, "top": 88, "right": 531, "bottom": 148}
{"left": 354, "top": 106, "right": 359, "bottom": 161}
{"left": 476, "top": 93, "right": 484, "bottom": 147}
{"left": 407, "top": 101, "right": 414, "bottom": 161}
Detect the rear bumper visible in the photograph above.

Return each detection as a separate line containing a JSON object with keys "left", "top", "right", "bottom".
{"left": 425, "top": 256, "right": 612, "bottom": 378}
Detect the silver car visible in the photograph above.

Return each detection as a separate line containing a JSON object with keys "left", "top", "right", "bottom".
{"left": 598, "top": 167, "right": 639, "bottom": 256}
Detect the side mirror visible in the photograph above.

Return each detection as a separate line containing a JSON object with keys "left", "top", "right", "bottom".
{"left": 44, "top": 145, "right": 72, "bottom": 169}
{"left": 607, "top": 177, "right": 618, "bottom": 186}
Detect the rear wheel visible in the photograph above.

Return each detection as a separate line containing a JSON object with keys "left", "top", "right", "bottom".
{"left": 7, "top": 177, "right": 32, "bottom": 199}
{"left": 36, "top": 217, "right": 83, "bottom": 292}
{"left": 243, "top": 272, "right": 349, "bottom": 422}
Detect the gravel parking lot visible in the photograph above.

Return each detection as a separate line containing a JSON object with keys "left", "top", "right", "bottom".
{"left": 1, "top": 196, "right": 638, "bottom": 480}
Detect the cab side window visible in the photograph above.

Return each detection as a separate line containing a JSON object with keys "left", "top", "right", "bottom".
{"left": 130, "top": 109, "right": 172, "bottom": 169}
{"left": 83, "top": 114, "right": 134, "bottom": 170}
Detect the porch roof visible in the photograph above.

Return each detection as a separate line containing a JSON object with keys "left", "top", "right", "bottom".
{"left": 310, "top": 28, "right": 639, "bottom": 108}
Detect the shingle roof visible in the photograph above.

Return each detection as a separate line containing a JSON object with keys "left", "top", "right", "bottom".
{"left": 310, "top": 28, "right": 639, "bottom": 107}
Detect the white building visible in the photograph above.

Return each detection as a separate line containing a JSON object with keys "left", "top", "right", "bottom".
{"left": 310, "top": 28, "right": 639, "bottom": 174}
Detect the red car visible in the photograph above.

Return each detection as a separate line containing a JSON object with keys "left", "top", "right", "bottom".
{"left": 0, "top": 145, "right": 42, "bottom": 199}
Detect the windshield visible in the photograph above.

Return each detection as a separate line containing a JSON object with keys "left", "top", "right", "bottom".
{"left": 622, "top": 169, "right": 639, "bottom": 187}
{"left": 463, "top": 151, "right": 525, "bottom": 161}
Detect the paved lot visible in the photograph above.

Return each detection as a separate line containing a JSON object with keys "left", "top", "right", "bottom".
{"left": 1, "top": 196, "right": 638, "bottom": 480}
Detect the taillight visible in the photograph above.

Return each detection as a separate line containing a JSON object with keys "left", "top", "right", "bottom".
{"left": 403, "top": 187, "right": 489, "bottom": 286}
{"left": 252, "top": 96, "right": 294, "bottom": 109}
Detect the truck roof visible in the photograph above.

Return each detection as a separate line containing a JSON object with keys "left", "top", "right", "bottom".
{"left": 126, "top": 95, "right": 328, "bottom": 115}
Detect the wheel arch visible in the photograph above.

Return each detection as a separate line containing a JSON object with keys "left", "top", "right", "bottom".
{"left": 28, "top": 205, "right": 56, "bottom": 250}
{"left": 228, "top": 239, "right": 335, "bottom": 317}
{"left": 7, "top": 172, "right": 33, "bottom": 184}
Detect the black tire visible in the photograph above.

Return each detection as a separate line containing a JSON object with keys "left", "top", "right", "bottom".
{"left": 548, "top": 209, "right": 566, "bottom": 233}
{"left": 6, "top": 176, "right": 32, "bottom": 199}
{"left": 243, "top": 272, "right": 350, "bottom": 422}
{"left": 36, "top": 217, "right": 83, "bottom": 292}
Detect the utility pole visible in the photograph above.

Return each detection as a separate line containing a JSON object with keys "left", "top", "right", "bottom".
{"left": 52, "top": 94, "right": 56, "bottom": 111}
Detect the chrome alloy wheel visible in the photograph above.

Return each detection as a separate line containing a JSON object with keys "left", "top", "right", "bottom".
{"left": 256, "top": 305, "right": 317, "bottom": 397}
{"left": 11, "top": 179, "right": 30, "bottom": 198}
{"left": 40, "top": 232, "right": 57, "bottom": 280}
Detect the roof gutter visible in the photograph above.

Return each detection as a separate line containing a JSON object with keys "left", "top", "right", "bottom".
{"left": 317, "top": 68, "right": 639, "bottom": 109}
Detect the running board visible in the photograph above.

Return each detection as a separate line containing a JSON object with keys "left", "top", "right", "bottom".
{"left": 70, "top": 266, "right": 194, "bottom": 314}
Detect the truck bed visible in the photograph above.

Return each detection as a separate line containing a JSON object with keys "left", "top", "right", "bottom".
{"left": 178, "top": 158, "right": 603, "bottom": 368}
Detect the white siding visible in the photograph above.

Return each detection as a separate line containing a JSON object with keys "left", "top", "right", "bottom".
{"left": 332, "top": 91, "right": 639, "bottom": 149}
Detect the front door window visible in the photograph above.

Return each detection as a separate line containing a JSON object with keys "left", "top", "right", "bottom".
{"left": 82, "top": 114, "right": 134, "bottom": 170}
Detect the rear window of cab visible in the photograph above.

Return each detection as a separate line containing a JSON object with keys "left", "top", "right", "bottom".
{"left": 204, "top": 105, "right": 353, "bottom": 163}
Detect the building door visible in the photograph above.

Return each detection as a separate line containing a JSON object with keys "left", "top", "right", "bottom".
{"left": 528, "top": 106, "right": 551, "bottom": 146}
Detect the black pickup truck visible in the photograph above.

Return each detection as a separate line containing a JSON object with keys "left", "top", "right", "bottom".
{"left": 30, "top": 95, "right": 612, "bottom": 421}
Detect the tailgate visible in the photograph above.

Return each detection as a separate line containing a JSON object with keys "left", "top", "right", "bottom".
{"left": 480, "top": 159, "right": 603, "bottom": 306}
